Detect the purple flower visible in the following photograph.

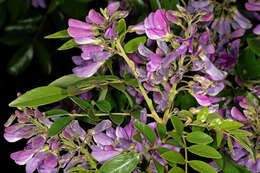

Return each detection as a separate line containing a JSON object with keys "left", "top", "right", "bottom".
{"left": 199, "top": 31, "right": 215, "bottom": 54}
{"left": 10, "top": 149, "right": 36, "bottom": 165}
{"left": 67, "top": 19, "right": 98, "bottom": 45}
{"left": 144, "top": 9, "right": 171, "bottom": 40}
{"left": 72, "top": 45, "right": 111, "bottom": 77}
{"left": 200, "top": 54, "right": 225, "bottom": 81}
{"left": 88, "top": 9, "right": 105, "bottom": 24}
{"left": 231, "top": 106, "right": 246, "bottom": 121}
{"left": 146, "top": 54, "right": 162, "bottom": 72}
{"left": 104, "top": 22, "right": 117, "bottom": 39}
{"left": 27, "top": 0, "right": 46, "bottom": 8}
{"left": 26, "top": 152, "right": 58, "bottom": 173}
{"left": 4, "top": 125, "right": 36, "bottom": 142}
{"left": 253, "top": 24, "right": 260, "bottom": 34}
{"left": 245, "top": 1, "right": 260, "bottom": 11}
{"left": 62, "top": 120, "right": 86, "bottom": 140}
{"left": 107, "top": 2, "right": 120, "bottom": 16}
{"left": 194, "top": 94, "right": 223, "bottom": 106}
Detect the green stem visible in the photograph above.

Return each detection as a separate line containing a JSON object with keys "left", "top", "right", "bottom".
{"left": 162, "top": 83, "right": 177, "bottom": 125}
{"left": 115, "top": 41, "right": 162, "bottom": 124}
{"left": 183, "top": 136, "right": 188, "bottom": 173}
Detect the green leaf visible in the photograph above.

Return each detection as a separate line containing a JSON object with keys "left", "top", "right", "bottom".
{"left": 133, "top": 121, "right": 157, "bottom": 145}
{"left": 70, "top": 96, "right": 92, "bottom": 111}
{"left": 167, "top": 131, "right": 183, "bottom": 147}
{"left": 161, "top": 150, "right": 185, "bottom": 164}
{"left": 197, "top": 107, "right": 208, "bottom": 122}
{"left": 161, "top": 0, "right": 179, "bottom": 10}
{"left": 35, "top": 41, "right": 52, "bottom": 75}
{"left": 229, "top": 129, "right": 252, "bottom": 136}
{"left": 45, "top": 30, "right": 70, "bottom": 39}
{"left": 48, "top": 117, "right": 74, "bottom": 137}
{"left": 247, "top": 37, "right": 260, "bottom": 56}
{"left": 152, "top": 159, "right": 164, "bottom": 173}
{"left": 99, "top": 152, "right": 139, "bottom": 173}
{"left": 96, "top": 100, "right": 112, "bottom": 112}
{"left": 125, "top": 78, "right": 139, "bottom": 88}
{"left": 166, "top": 138, "right": 183, "bottom": 148}
{"left": 189, "top": 160, "right": 217, "bottom": 173}
{"left": 116, "top": 19, "right": 126, "bottom": 43}
{"left": 188, "top": 145, "right": 222, "bottom": 159}
{"left": 110, "top": 83, "right": 126, "bottom": 92}
{"left": 186, "top": 131, "right": 213, "bottom": 144}
{"left": 177, "top": 110, "right": 193, "bottom": 118}
{"left": 133, "top": 133, "right": 142, "bottom": 143}
{"left": 124, "top": 36, "right": 147, "bottom": 53}
{"left": 110, "top": 115, "right": 124, "bottom": 125}
{"left": 219, "top": 120, "right": 243, "bottom": 130}
{"left": 216, "top": 129, "right": 223, "bottom": 147}
{"left": 9, "top": 86, "right": 68, "bottom": 107}
{"left": 206, "top": 113, "right": 221, "bottom": 123}
{"left": 8, "top": 44, "right": 34, "bottom": 76}
{"left": 58, "top": 39, "right": 79, "bottom": 50}
{"left": 246, "top": 92, "right": 259, "bottom": 105}
{"left": 47, "top": 0, "right": 64, "bottom": 14}
{"left": 4, "top": 23, "right": 37, "bottom": 34}
{"left": 156, "top": 123, "right": 167, "bottom": 140}
{"left": 149, "top": 0, "right": 161, "bottom": 11}
{"left": 7, "top": 0, "right": 29, "bottom": 22}
{"left": 168, "top": 167, "right": 184, "bottom": 173}
{"left": 237, "top": 48, "right": 260, "bottom": 81}
{"left": 0, "top": 5, "right": 7, "bottom": 28}
{"left": 227, "top": 136, "right": 234, "bottom": 155}
{"left": 49, "top": 74, "right": 84, "bottom": 88}
{"left": 170, "top": 116, "right": 184, "bottom": 135}
{"left": 232, "top": 136, "right": 255, "bottom": 160}
{"left": 45, "top": 109, "right": 69, "bottom": 117}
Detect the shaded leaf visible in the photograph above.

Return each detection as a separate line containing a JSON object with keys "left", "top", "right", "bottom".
{"left": 133, "top": 121, "right": 157, "bottom": 145}
{"left": 170, "top": 116, "right": 184, "bottom": 135}
{"left": 157, "top": 123, "right": 167, "bottom": 140}
{"left": 48, "top": 117, "right": 74, "bottom": 137}
{"left": 197, "top": 107, "right": 208, "bottom": 123}
{"left": 96, "top": 100, "right": 112, "bottom": 112}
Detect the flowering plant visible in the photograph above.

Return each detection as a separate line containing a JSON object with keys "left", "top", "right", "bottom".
{"left": 4, "top": 0, "right": 260, "bottom": 173}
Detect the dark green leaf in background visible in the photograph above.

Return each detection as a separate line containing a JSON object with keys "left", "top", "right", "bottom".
{"left": 35, "top": 41, "right": 52, "bottom": 75}
{"left": 149, "top": 0, "right": 161, "bottom": 11}
{"left": 7, "top": 44, "right": 34, "bottom": 76}
{"left": 247, "top": 37, "right": 260, "bottom": 56}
